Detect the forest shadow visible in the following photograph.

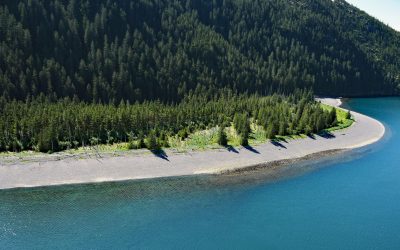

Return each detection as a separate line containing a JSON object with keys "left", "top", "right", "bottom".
{"left": 307, "top": 134, "right": 316, "bottom": 140}
{"left": 151, "top": 149, "right": 169, "bottom": 161}
{"left": 276, "top": 138, "right": 288, "bottom": 143}
{"left": 225, "top": 145, "right": 239, "bottom": 154}
{"left": 271, "top": 140, "right": 287, "bottom": 149}
{"left": 318, "top": 131, "right": 336, "bottom": 139}
{"left": 244, "top": 145, "right": 260, "bottom": 154}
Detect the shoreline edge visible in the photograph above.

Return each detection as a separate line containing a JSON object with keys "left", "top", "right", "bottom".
{"left": 0, "top": 98, "right": 386, "bottom": 190}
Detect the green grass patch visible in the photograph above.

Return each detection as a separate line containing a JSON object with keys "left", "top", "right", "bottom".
{"left": 1, "top": 104, "right": 355, "bottom": 158}
{"left": 321, "top": 103, "right": 354, "bottom": 131}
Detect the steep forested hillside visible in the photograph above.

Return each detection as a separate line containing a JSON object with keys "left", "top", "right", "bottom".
{"left": 1, "top": 0, "right": 399, "bottom": 104}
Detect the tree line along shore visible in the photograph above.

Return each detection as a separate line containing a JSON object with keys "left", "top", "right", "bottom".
{"left": 0, "top": 0, "right": 396, "bottom": 156}
{"left": 0, "top": 90, "right": 352, "bottom": 154}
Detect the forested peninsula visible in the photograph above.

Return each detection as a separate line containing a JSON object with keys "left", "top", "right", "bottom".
{"left": 0, "top": 0, "right": 398, "bottom": 154}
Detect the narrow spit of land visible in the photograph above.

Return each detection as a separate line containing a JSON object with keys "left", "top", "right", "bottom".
{"left": 0, "top": 98, "right": 385, "bottom": 190}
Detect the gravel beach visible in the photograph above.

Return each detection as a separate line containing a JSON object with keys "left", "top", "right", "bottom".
{"left": 0, "top": 98, "right": 385, "bottom": 190}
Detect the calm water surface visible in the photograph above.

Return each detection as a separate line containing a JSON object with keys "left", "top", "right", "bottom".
{"left": 1, "top": 98, "right": 400, "bottom": 249}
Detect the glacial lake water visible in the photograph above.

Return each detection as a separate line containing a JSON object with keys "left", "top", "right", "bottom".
{"left": 0, "top": 98, "right": 399, "bottom": 249}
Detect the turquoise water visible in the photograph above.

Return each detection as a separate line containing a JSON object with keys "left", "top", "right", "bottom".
{"left": 1, "top": 98, "right": 400, "bottom": 249}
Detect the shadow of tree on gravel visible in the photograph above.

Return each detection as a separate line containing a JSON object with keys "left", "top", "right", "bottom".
{"left": 318, "top": 131, "right": 336, "bottom": 139}
{"left": 271, "top": 140, "right": 287, "bottom": 149}
{"left": 225, "top": 145, "right": 239, "bottom": 154}
{"left": 151, "top": 149, "right": 169, "bottom": 161}
{"left": 244, "top": 145, "right": 260, "bottom": 154}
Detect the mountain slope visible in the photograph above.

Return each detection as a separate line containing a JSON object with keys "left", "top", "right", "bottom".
{"left": 0, "top": 0, "right": 399, "bottom": 103}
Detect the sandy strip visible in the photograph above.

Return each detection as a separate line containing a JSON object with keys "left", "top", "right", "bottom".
{"left": 0, "top": 98, "right": 385, "bottom": 190}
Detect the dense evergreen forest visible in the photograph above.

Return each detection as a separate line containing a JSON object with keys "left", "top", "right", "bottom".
{"left": 0, "top": 90, "right": 340, "bottom": 153}
{"left": 1, "top": 0, "right": 400, "bottom": 104}
{"left": 0, "top": 0, "right": 397, "bottom": 153}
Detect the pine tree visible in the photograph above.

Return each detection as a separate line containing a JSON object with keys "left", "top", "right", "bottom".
{"left": 146, "top": 131, "right": 159, "bottom": 151}
{"left": 266, "top": 123, "right": 278, "bottom": 139}
{"left": 346, "top": 110, "right": 351, "bottom": 119}
{"left": 216, "top": 126, "right": 228, "bottom": 146}
{"left": 278, "top": 121, "right": 287, "bottom": 136}
{"left": 239, "top": 131, "right": 249, "bottom": 147}
{"left": 329, "top": 108, "right": 338, "bottom": 126}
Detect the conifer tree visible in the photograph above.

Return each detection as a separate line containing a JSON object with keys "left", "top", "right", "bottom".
{"left": 266, "top": 123, "right": 278, "bottom": 139}
{"left": 146, "top": 131, "right": 159, "bottom": 151}
{"left": 346, "top": 111, "right": 352, "bottom": 119}
{"left": 240, "top": 131, "right": 249, "bottom": 147}
{"left": 329, "top": 108, "right": 338, "bottom": 126}
{"left": 216, "top": 126, "right": 228, "bottom": 146}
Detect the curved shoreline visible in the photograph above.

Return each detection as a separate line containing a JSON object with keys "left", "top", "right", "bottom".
{"left": 0, "top": 98, "right": 386, "bottom": 190}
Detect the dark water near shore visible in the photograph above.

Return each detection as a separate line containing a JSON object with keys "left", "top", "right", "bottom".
{"left": 1, "top": 98, "right": 400, "bottom": 249}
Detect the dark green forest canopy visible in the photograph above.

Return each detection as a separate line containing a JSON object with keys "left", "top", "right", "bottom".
{"left": 1, "top": 0, "right": 400, "bottom": 104}
{"left": 0, "top": 90, "right": 340, "bottom": 153}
